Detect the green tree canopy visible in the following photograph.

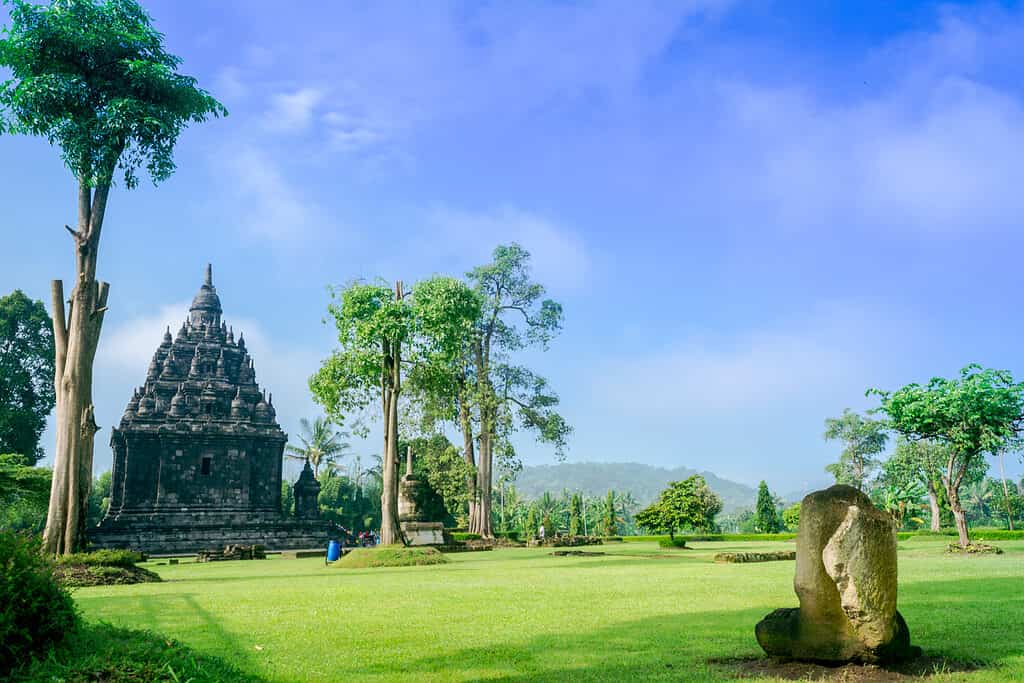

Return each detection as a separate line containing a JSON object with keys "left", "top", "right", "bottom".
{"left": 635, "top": 475, "right": 722, "bottom": 539}
{"left": 0, "top": 291, "right": 55, "bottom": 465}
{"left": 872, "top": 365, "right": 1024, "bottom": 547}
{"left": 754, "top": 481, "right": 781, "bottom": 533}
{"left": 284, "top": 416, "right": 350, "bottom": 480}
{"left": 823, "top": 409, "right": 889, "bottom": 490}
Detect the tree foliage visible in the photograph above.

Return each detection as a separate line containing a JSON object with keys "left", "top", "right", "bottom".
{"left": 872, "top": 365, "right": 1024, "bottom": 546}
{"left": 754, "top": 481, "right": 781, "bottom": 533}
{"left": 0, "top": 0, "right": 227, "bottom": 187}
{"left": 0, "top": 291, "right": 55, "bottom": 465}
{"left": 635, "top": 475, "right": 722, "bottom": 539}
{"left": 284, "top": 416, "right": 350, "bottom": 480}
{"left": 823, "top": 409, "right": 888, "bottom": 490}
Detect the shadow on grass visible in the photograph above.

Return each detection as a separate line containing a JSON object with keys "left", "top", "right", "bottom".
{"left": 84, "top": 592, "right": 263, "bottom": 675}
{"left": 369, "top": 576, "right": 1019, "bottom": 682}
{"left": 9, "top": 621, "right": 263, "bottom": 682}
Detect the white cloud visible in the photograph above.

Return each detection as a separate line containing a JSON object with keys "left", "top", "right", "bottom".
{"left": 215, "top": 144, "right": 325, "bottom": 243}
{"left": 263, "top": 88, "right": 325, "bottom": 132}
{"left": 423, "top": 206, "right": 590, "bottom": 293}
{"left": 592, "top": 303, "right": 906, "bottom": 420}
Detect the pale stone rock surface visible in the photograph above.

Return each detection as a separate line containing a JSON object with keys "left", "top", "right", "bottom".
{"left": 755, "top": 484, "right": 919, "bottom": 664}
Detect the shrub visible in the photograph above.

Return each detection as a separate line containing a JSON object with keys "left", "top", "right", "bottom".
{"left": 601, "top": 536, "right": 623, "bottom": 542}
{"left": 451, "top": 533, "right": 482, "bottom": 542}
{"left": 56, "top": 549, "right": 145, "bottom": 568}
{"left": 0, "top": 531, "right": 78, "bottom": 673}
{"left": 331, "top": 546, "right": 449, "bottom": 569}
{"left": 658, "top": 537, "right": 688, "bottom": 548}
{"left": 495, "top": 531, "right": 520, "bottom": 541}
{"left": 946, "top": 542, "right": 1004, "bottom": 555}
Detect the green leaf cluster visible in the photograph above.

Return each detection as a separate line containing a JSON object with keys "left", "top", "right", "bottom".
{"left": 0, "top": 0, "right": 226, "bottom": 187}
{"left": 635, "top": 475, "right": 722, "bottom": 538}
{"left": 0, "top": 290, "right": 55, "bottom": 465}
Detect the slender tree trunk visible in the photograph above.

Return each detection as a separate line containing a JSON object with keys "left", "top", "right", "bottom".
{"left": 459, "top": 387, "right": 478, "bottom": 528}
{"left": 944, "top": 454, "right": 970, "bottom": 548}
{"left": 476, "top": 427, "right": 493, "bottom": 538}
{"left": 926, "top": 479, "right": 942, "bottom": 532}
{"left": 998, "top": 452, "right": 1015, "bottom": 531}
{"left": 377, "top": 283, "right": 405, "bottom": 546}
{"left": 43, "top": 181, "right": 111, "bottom": 556}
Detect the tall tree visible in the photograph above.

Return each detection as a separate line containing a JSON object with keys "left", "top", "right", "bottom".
{"left": 0, "top": 0, "right": 225, "bottom": 554}
{"left": 0, "top": 291, "right": 55, "bottom": 464}
{"left": 568, "top": 493, "right": 582, "bottom": 536}
{"left": 464, "top": 244, "right": 571, "bottom": 538}
{"left": 823, "top": 409, "right": 889, "bottom": 490}
{"left": 311, "top": 277, "right": 479, "bottom": 544}
{"left": 872, "top": 365, "right": 1024, "bottom": 547}
{"left": 754, "top": 481, "right": 781, "bottom": 533}
{"left": 885, "top": 438, "right": 954, "bottom": 532}
{"left": 601, "top": 489, "right": 620, "bottom": 536}
{"left": 636, "top": 475, "right": 722, "bottom": 540}
{"left": 284, "top": 416, "right": 350, "bottom": 480}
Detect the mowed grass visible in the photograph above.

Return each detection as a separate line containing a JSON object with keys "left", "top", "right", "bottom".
{"left": 69, "top": 539, "right": 1024, "bottom": 682}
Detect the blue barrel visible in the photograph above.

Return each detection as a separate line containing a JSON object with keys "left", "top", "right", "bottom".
{"left": 327, "top": 540, "right": 341, "bottom": 562}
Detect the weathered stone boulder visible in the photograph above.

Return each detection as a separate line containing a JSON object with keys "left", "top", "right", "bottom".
{"left": 755, "top": 485, "right": 920, "bottom": 664}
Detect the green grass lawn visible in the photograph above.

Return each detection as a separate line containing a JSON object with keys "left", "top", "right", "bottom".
{"left": 64, "top": 539, "right": 1024, "bottom": 682}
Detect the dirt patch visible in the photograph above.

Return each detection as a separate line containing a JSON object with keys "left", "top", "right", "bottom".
{"left": 55, "top": 563, "right": 162, "bottom": 588}
{"left": 549, "top": 550, "right": 606, "bottom": 557}
{"left": 711, "top": 656, "right": 981, "bottom": 681}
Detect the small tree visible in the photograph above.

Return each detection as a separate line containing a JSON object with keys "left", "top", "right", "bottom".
{"left": 0, "top": 0, "right": 225, "bottom": 554}
{"left": 0, "top": 291, "right": 55, "bottom": 465}
{"left": 601, "top": 489, "right": 620, "bottom": 536}
{"left": 884, "top": 438, "right": 955, "bottom": 532}
{"left": 754, "top": 481, "right": 780, "bottom": 533}
{"left": 636, "top": 476, "right": 722, "bottom": 540}
{"left": 284, "top": 417, "right": 350, "bottom": 480}
{"left": 524, "top": 505, "right": 538, "bottom": 540}
{"left": 824, "top": 409, "right": 889, "bottom": 490}
{"left": 782, "top": 503, "right": 801, "bottom": 531}
{"left": 872, "top": 365, "right": 1024, "bottom": 547}
{"left": 568, "top": 493, "right": 582, "bottom": 536}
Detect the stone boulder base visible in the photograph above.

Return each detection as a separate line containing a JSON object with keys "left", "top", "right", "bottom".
{"left": 755, "top": 485, "right": 920, "bottom": 664}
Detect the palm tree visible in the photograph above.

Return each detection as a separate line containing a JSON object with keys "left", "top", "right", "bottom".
{"left": 285, "top": 417, "right": 350, "bottom": 480}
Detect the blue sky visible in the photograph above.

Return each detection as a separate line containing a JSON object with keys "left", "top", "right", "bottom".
{"left": 2, "top": 0, "right": 1024, "bottom": 493}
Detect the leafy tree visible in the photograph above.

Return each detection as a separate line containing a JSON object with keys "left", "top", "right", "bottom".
{"left": 754, "top": 481, "right": 781, "bottom": 533}
{"left": 311, "top": 278, "right": 479, "bottom": 544}
{"left": 533, "top": 491, "right": 564, "bottom": 536}
{"left": 0, "top": 0, "right": 225, "bottom": 554}
{"left": 0, "top": 453, "right": 51, "bottom": 531}
{"left": 0, "top": 291, "right": 55, "bottom": 465}
{"left": 86, "top": 469, "right": 111, "bottom": 526}
{"left": 601, "top": 489, "right": 621, "bottom": 536}
{"left": 823, "top": 409, "right": 889, "bottom": 490}
{"left": 280, "top": 480, "right": 295, "bottom": 516}
{"left": 782, "top": 503, "right": 800, "bottom": 531}
{"left": 284, "top": 416, "right": 350, "bottom": 480}
{"left": 872, "top": 365, "right": 1024, "bottom": 547}
{"left": 883, "top": 438, "right": 956, "bottom": 532}
{"left": 524, "top": 505, "right": 538, "bottom": 540}
{"left": 568, "top": 493, "right": 582, "bottom": 536}
{"left": 462, "top": 245, "right": 571, "bottom": 538}
{"left": 407, "top": 434, "right": 474, "bottom": 526}
{"left": 636, "top": 475, "right": 722, "bottom": 540}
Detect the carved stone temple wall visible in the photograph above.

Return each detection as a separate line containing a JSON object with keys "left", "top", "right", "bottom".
{"left": 90, "top": 265, "right": 333, "bottom": 553}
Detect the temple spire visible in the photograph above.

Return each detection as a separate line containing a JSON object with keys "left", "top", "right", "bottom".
{"left": 205, "top": 263, "right": 213, "bottom": 287}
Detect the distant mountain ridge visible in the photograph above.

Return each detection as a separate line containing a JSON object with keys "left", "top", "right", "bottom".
{"left": 511, "top": 462, "right": 757, "bottom": 513}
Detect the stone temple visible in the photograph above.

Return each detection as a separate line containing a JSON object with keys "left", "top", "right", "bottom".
{"left": 91, "top": 265, "right": 330, "bottom": 553}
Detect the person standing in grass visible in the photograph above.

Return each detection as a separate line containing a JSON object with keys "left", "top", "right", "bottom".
{"left": 538, "top": 524, "right": 546, "bottom": 541}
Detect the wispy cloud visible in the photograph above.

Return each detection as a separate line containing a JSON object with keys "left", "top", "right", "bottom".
{"left": 423, "top": 205, "right": 591, "bottom": 293}
{"left": 263, "top": 87, "right": 325, "bottom": 133}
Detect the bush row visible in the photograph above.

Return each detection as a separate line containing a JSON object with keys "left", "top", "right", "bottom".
{"left": 55, "top": 549, "right": 146, "bottom": 568}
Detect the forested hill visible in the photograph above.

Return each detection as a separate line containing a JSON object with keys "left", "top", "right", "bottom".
{"left": 511, "top": 462, "right": 757, "bottom": 513}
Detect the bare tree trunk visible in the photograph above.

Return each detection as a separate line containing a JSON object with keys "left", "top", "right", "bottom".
{"left": 476, "top": 427, "right": 493, "bottom": 538}
{"left": 944, "top": 454, "right": 970, "bottom": 548}
{"left": 377, "top": 282, "right": 404, "bottom": 546}
{"left": 43, "top": 181, "right": 111, "bottom": 556}
{"left": 459, "top": 391, "right": 477, "bottom": 528}
{"left": 926, "top": 479, "right": 942, "bottom": 532}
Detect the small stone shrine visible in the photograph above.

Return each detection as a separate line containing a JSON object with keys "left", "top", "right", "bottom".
{"left": 397, "top": 447, "right": 445, "bottom": 546}
{"left": 91, "top": 265, "right": 333, "bottom": 553}
{"left": 755, "top": 485, "right": 920, "bottom": 664}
